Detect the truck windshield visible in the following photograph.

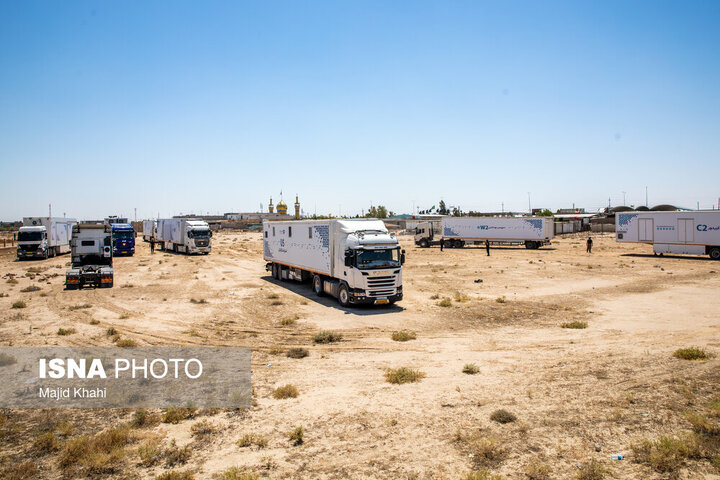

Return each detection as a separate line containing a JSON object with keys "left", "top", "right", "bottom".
{"left": 356, "top": 248, "right": 400, "bottom": 269}
{"left": 113, "top": 231, "right": 134, "bottom": 240}
{"left": 18, "top": 231, "right": 43, "bottom": 242}
{"left": 189, "top": 229, "right": 211, "bottom": 238}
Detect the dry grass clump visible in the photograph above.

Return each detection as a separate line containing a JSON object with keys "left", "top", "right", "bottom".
{"left": 495, "top": 296, "right": 506, "bottom": 304}
{"left": 454, "top": 291, "right": 471, "bottom": 302}
{"left": 685, "top": 411, "right": 719, "bottom": 435}
{"left": 138, "top": 437, "right": 163, "bottom": 467}
{"left": 33, "top": 431, "right": 60, "bottom": 454}
{"left": 156, "top": 471, "right": 195, "bottom": 480}
{"left": 58, "top": 426, "right": 130, "bottom": 473}
{"left": 561, "top": 321, "right": 588, "bottom": 329}
{"left": 463, "top": 363, "right": 480, "bottom": 375}
{"left": 462, "top": 470, "right": 503, "bottom": 480}
{"left": 164, "top": 439, "right": 192, "bottom": 466}
{"left": 57, "top": 327, "right": 77, "bottom": 336}
{"left": 6, "top": 278, "right": 19, "bottom": 284}
{"left": 673, "top": 347, "right": 712, "bottom": 361}
{"left": 455, "top": 431, "right": 506, "bottom": 468}
{"left": 288, "top": 426, "right": 304, "bottom": 445}
{"left": 286, "top": 347, "right": 309, "bottom": 359}
{"left": 576, "top": 459, "right": 610, "bottom": 480}
{"left": 106, "top": 327, "right": 118, "bottom": 336}
{"left": 313, "top": 330, "right": 342, "bottom": 344}
{"left": 190, "top": 419, "right": 217, "bottom": 439}
{"left": 384, "top": 367, "right": 426, "bottom": 384}
{"left": 524, "top": 458, "right": 551, "bottom": 479}
{"left": 162, "top": 408, "right": 196, "bottom": 424}
{"left": 631, "top": 433, "right": 702, "bottom": 473}
{"left": 189, "top": 298, "right": 208, "bottom": 304}
{"left": 2, "top": 461, "right": 38, "bottom": 480}
{"left": 69, "top": 303, "right": 92, "bottom": 310}
{"left": 437, "top": 297, "right": 452, "bottom": 307}
{"left": 237, "top": 433, "right": 268, "bottom": 449}
{"left": 490, "top": 409, "right": 517, "bottom": 424}
{"left": 89, "top": 318, "right": 100, "bottom": 325}
{"left": 116, "top": 338, "right": 138, "bottom": 348}
{"left": 267, "top": 293, "right": 280, "bottom": 299}
{"left": 391, "top": 330, "right": 417, "bottom": 342}
{"left": 280, "top": 316, "right": 297, "bottom": 326}
{"left": 214, "top": 467, "right": 259, "bottom": 480}
{"left": 272, "top": 384, "right": 299, "bottom": 399}
{"left": 20, "top": 285, "right": 41, "bottom": 292}
{"left": 11, "top": 300, "right": 26, "bottom": 309}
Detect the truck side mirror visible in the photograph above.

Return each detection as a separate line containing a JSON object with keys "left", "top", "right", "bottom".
{"left": 401, "top": 250, "right": 406, "bottom": 265}
{"left": 344, "top": 250, "right": 353, "bottom": 267}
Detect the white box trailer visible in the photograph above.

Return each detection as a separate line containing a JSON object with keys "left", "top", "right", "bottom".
{"left": 414, "top": 217, "right": 554, "bottom": 249}
{"left": 616, "top": 210, "right": 720, "bottom": 259}
{"left": 156, "top": 218, "right": 212, "bottom": 254}
{"left": 263, "top": 219, "right": 405, "bottom": 307}
{"left": 142, "top": 220, "right": 157, "bottom": 242}
{"left": 17, "top": 217, "right": 77, "bottom": 259}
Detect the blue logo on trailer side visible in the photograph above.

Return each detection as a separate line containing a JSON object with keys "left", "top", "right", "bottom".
{"left": 110, "top": 223, "right": 135, "bottom": 256}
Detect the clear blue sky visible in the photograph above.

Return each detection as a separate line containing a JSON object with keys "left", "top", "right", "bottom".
{"left": 1, "top": 0, "right": 719, "bottom": 220}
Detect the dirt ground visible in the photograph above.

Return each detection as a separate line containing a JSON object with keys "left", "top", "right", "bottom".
{"left": 0, "top": 231, "right": 719, "bottom": 479}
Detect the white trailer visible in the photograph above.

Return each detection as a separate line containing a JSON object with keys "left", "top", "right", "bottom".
{"left": 616, "top": 210, "right": 720, "bottom": 260}
{"left": 142, "top": 220, "right": 157, "bottom": 242}
{"left": 156, "top": 218, "right": 212, "bottom": 254}
{"left": 17, "top": 217, "right": 77, "bottom": 260}
{"left": 414, "top": 217, "right": 554, "bottom": 249}
{"left": 263, "top": 219, "right": 405, "bottom": 307}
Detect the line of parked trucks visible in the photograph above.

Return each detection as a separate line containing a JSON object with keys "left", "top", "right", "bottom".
{"left": 11, "top": 210, "right": 720, "bottom": 302}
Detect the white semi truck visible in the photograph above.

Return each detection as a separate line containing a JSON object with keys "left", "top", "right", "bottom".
{"left": 414, "top": 217, "right": 554, "bottom": 249}
{"left": 616, "top": 210, "right": 720, "bottom": 260}
{"left": 263, "top": 219, "right": 405, "bottom": 307}
{"left": 156, "top": 218, "right": 212, "bottom": 254}
{"left": 142, "top": 220, "right": 157, "bottom": 242}
{"left": 17, "top": 217, "right": 77, "bottom": 260}
{"left": 65, "top": 224, "right": 114, "bottom": 289}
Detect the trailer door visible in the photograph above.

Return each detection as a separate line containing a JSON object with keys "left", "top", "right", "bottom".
{"left": 678, "top": 219, "right": 694, "bottom": 243}
{"left": 639, "top": 218, "right": 654, "bottom": 242}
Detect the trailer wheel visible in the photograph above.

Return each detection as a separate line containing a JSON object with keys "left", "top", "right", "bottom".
{"left": 710, "top": 248, "right": 720, "bottom": 260}
{"left": 312, "top": 275, "right": 324, "bottom": 296}
{"left": 338, "top": 284, "right": 350, "bottom": 307}
{"left": 271, "top": 263, "right": 279, "bottom": 280}
{"left": 419, "top": 238, "right": 429, "bottom": 248}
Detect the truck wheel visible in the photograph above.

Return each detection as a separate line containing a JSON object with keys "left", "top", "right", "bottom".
{"left": 525, "top": 241, "right": 532, "bottom": 249}
{"left": 419, "top": 238, "right": 429, "bottom": 248}
{"left": 312, "top": 275, "right": 324, "bottom": 296}
{"left": 272, "top": 263, "right": 279, "bottom": 280}
{"left": 710, "top": 248, "right": 720, "bottom": 260}
{"left": 338, "top": 284, "right": 350, "bottom": 307}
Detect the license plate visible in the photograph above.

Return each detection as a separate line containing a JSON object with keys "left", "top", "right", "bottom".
{"left": 375, "top": 298, "right": 389, "bottom": 304}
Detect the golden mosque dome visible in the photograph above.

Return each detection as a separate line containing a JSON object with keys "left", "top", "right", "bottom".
{"left": 277, "top": 200, "right": 287, "bottom": 207}
{"left": 276, "top": 199, "right": 288, "bottom": 214}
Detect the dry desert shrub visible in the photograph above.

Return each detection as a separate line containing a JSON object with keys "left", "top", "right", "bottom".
{"left": 463, "top": 363, "right": 480, "bottom": 375}
{"left": 69, "top": 303, "right": 92, "bottom": 310}
{"left": 2, "top": 461, "right": 38, "bottom": 480}
{"left": 437, "top": 297, "right": 452, "bottom": 307}
{"left": 116, "top": 338, "right": 138, "bottom": 347}
{"left": 11, "top": 300, "right": 26, "bottom": 309}
{"left": 33, "top": 431, "right": 60, "bottom": 454}
{"left": 190, "top": 419, "right": 216, "bottom": 439}
{"left": 237, "top": 433, "right": 268, "bottom": 449}
{"left": 162, "top": 408, "right": 196, "bottom": 424}
{"left": 58, "top": 426, "right": 130, "bottom": 474}
{"left": 673, "top": 347, "right": 712, "bottom": 361}
{"left": 189, "top": 298, "right": 207, "bottom": 304}
{"left": 156, "top": 471, "right": 195, "bottom": 480}
{"left": 138, "top": 437, "right": 163, "bottom": 467}
{"left": 214, "top": 467, "right": 259, "bottom": 480}
{"left": 576, "top": 459, "right": 610, "bottom": 480}
{"left": 280, "top": 316, "right": 297, "bottom": 326}
{"left": 490, "top": 409, "right": 517, "bottom": 424}
{"left": 391, "top": 330, "right": 417, "bottom": 342}
{"left": 313, "top": 330, "right": 342, "bottom": 344}
{"left": 385, "top": 367, "right": 426, "bottom": 384}
{"left": 286, "top": 347, "right": 309, "bottom": 359}
{"left": 272, "top": 384, "right": 299, "bottom": 399}
{"left": 455, "top": 431, "right": 506, "bottom": 468}
{"left": 164, "top": 439, "right": 192, "bottom": 466}
{"left": 462, "top": 470, "right": 503, "bottom": 480}
{"left": 57, "top": 328, "right": 76, "bottom": 336}
{"left": 561, "top": 321, "right": 588, "bottom": 329}
{"left": 524, "top": 458, "right": 550, "bottom": 479}
{"left": 288, "top": 426, "right": 304, "bottom": 445}
{"left": 631, "top": 432, "right": 702, "bottom": 473}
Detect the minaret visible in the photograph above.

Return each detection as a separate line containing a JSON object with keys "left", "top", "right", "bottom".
{"left": 294, "top": 194, "right": 300, "bottom": 220}
{"left": 269, "top": 197, "right": 274, "bottom": 213}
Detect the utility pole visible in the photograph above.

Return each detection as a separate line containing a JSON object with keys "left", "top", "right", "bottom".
{"left": 134, "top": 208, "right": 137, "bottom": 223}
{"left": 645, "top": 186, "right": 648, "bottom": 207}
{"left": 49, "top": 203, "right": 52, "bottom": 218}
{"left": 622, "top": 191, "right": 626, "bottom": 205}
{"left": 527, "top": 192, "right": 531, "bottom": 214}
{"left": 501, "top": 202, "right": 504, "bottom": 214}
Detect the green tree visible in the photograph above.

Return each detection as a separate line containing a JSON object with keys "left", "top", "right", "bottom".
{"left": 536, "top": 209, "right": 553, "bottom": 216}
{"left": 438, "top": 200, "right": 448, "bottom": 215}
{"left": 376, "top": 206, "right": 388, "bottom": 218}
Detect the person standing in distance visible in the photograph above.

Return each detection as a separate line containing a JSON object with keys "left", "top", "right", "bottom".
{"left": 586, "top": 236, "right": 593, "bottom": 254}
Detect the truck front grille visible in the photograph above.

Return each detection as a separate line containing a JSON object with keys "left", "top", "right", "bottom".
{"left": 196, "top": 240, "right": 209, "bottom": 247}
{"left": 367, "top": 275, "right": 396, "bottom": 297}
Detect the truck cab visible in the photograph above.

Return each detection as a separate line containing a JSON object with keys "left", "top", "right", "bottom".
{"left": 338, "top": 228, "right": 405, "bottom": 305}
{"left": 185, "top": 221, "right": 212, "bottom": 254}
{"left": 110, "top": 223, "right": 135, "bottom": 256}
{"left": 17, "top": 226, "right": 49, "bottom": 259}
{"left": 65, "top": 224, "right": 114, "bottom": 289}
{"left": 414, "top": 221, "right": 440, "bottom": 248}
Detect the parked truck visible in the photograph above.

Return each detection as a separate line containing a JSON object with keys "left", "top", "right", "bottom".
{"left": 616, "top": 210, "right": 720, "bottom": 260}
{"left": 65, "top": 224, "right": 114, "bottom": 289}
{"left": 17, "top": 217, "right": 77, "bottom": 260}
{"left": 142, "top": 220, "right": 157, "bottom": 243}
{"left": 109, "top": 222, "right": 135, "bottom": 256}
{"left": 156, "top": 218, "right": 212, "bottom": 254}
{"left": 263, "top": 219, "right": 405, "bottom": 307}
{"left": 414, "top": 217, "right": 554, "bottom": 249}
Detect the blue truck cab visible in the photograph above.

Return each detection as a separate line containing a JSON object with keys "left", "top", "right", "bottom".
{"left": 110, "top": 223, "right": 135, "bottom": 256}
